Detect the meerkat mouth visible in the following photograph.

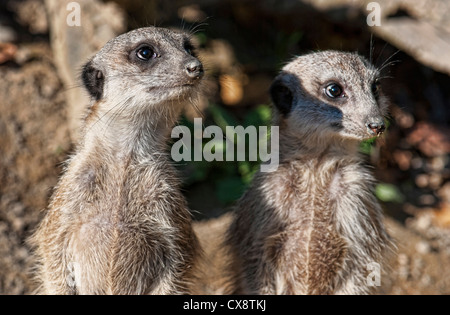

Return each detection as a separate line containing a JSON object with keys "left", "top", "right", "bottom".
{"left": 366, "top": 122, "right": 386, "bottom": 138}
{"left": 367, "top": 125, "right": 386, "bottom": 137}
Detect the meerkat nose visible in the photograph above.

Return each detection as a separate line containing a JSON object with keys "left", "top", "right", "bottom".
{"left": 367, "top": 120, "right": 386, "bottom": 136}
{"left": 185, "top": 59, "right": 204, "bottom": 80}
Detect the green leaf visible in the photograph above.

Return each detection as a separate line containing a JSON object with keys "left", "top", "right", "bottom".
{"left": 194, "top": 32, "right": 208, "bottom": 46}
{"left": 208, "top": 104, "right": 239, "bottom": 131}
{"left": 375, "top": 184, "right": 405, "bottom": 203}
{"left": 244, "top": 105, "right": 272, "bottom": 127}
{"left": 215, "top": 177, "right": 247, "bottom": 205}
{"left": 360, "top": 137, "right": 376, "bottom": 155}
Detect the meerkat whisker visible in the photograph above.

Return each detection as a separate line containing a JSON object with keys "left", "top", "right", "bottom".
{"left": 378, "top": 50, "right": 402, "bottom": 73}
{"left": 188, "top": 20, "right": 210, "bottom": 37}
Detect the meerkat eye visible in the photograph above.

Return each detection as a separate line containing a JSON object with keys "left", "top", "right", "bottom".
{"left": 325, "top": 83, "right": 345, "bottom": 99}
{"left": 136, "top": 46, "right": 157, "bottom": 61}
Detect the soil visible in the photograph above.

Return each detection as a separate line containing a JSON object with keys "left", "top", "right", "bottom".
{"left": 0, "top": 43, "right": 71, "bottom": 294}
{"left": 0, "top": 0, "right": 449, "bottom": 295}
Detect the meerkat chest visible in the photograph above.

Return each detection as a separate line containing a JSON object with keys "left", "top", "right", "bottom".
{"left": 64, "top": 159, "right": 177, "bottom": 229}
{"left": 266, "top": 163, "right": 374, "bottom": 294}
{"left": 288, "top": 162, "right": 373, "bottom": 225}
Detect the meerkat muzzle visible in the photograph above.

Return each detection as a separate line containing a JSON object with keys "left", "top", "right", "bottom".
{"left": 185, "top": 59, "right": 204, "bottom": 80}
{"left": 367, "top": 120, "right": 386, "bottom": 137}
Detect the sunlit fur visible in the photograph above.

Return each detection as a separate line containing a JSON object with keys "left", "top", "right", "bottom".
{"left": 31, "top": 27, "right": 203, "bottom": 295}
{"left": 195, "top": 51, "right": 392, "bottom": 295}
{"left": 226, "top": 51, "right": 392, "bottom": 295}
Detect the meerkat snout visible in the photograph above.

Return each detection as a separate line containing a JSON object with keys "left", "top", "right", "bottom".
{"left": 185, "top": 59, "right": 204, "bottom": 80}
{"left": 367, "top": 118, "right": 386, "bottom": 137}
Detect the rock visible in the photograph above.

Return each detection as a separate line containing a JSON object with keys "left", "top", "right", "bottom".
{"left": 13, "top": 43, "right": 52, "bottom": 65}
{"left": 408, "top": 209, "right": 450, "bottom": 252}
{"left": 44, "top": 0, "right": 126, "bottom": 142}
{"left": 383, "top": 217, "right": 450, "bottom": 294}
{"left": 302, "top": 0, "right": 450, "bottom": 76}
{"left": 374, "top": 17, "right": 450, "bottom": 76}
{"left": 415, "top": 174, "right": 429, "bottom": 188}
{"left": 439, "top": 183, "right": 450, "bottom": 203}
{"left": 0, "top": 43, "right": 17, "bottom": 64}
{"left": 391, "top": 106, "right": 415, "bottom": 129}
{"left": 220, "top": 74, "right": 245, "bottom": 106}
{"left": 178, "top": 4, "right": 208, "bottom": 23}
{"left": 393, "top": 150, "right": 413, "bottom": 171}
{"left": 12, "top": 0, "right": 49, "bottom": 34}
{"left": 428, "top": 156, "right": 448, "bottom": 172}
{"left": 406, "top": 122, "right": 450, "bottom": 157}
{"left": 416, "top": 241, "right": 431, "bottom": 255}
{"left": 0, "top": 41, "right": 71, "bottom": 294}
{"left": 0, "top": 24, "right": 17, "bottom": 43}
{"left": 433, "top": 202, "right": 450, "bottom": 229}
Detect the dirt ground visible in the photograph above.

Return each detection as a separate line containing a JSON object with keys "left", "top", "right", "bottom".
{"left": 0, "top": 44, "right": 70, "bottom": 294}
{"left": 0, "top": 0, "right": 449, "bottom": 295}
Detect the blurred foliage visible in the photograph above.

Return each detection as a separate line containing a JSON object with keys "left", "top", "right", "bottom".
{"left": 274, "top": 31, "right": 304, "bottom": 65}
{"left": 176, "top": 103, "right": 272, "bottom": 206}
{"left": 360, "top": 137, "right": 378, "bottom": 156}
{"left": 376, "top": 183, "right": 406, "bottom": 204}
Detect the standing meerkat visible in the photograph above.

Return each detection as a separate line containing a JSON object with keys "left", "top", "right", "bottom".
{"left": 31, "top": 27, "right": 204, "bottom": 295}
{"left": 224, "top": 51, "right": 392, "bottom": 295}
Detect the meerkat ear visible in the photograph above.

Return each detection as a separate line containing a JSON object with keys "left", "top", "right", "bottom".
{"left": 270, "top": 79, "right": 293, "bottom": 116}
{"left": 81, "top": 60, "right": 104, "bottom": 101}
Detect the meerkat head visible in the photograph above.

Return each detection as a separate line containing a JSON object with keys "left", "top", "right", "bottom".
{"left": 270, "top": 51, "right": 389, "bottom": 145}
{"left": 81, "top": 27, "right": 204, "bottom": 115}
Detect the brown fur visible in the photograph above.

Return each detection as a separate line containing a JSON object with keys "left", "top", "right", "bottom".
{"left": 30, "top": 27, "right": 204, "bottom": 295}
{"left": 191, "top": 214, "right": 234, "bottom": 295}
{"left": 197, "top": 51, "right": 392, "bottom": 295}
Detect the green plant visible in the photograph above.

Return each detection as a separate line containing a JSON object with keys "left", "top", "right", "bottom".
{"left": 375, "top": 183, "right": 405, "bottom": 204}
{"left": 175, "top": 103, "right": 272, "bottom": 206}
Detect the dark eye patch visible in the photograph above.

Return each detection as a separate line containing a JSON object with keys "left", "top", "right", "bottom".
{"left": 184, "top": 40, "right": 197, "bottom": 57}
{"left": 371, "top": 80, "right": 381, "bottom": 99}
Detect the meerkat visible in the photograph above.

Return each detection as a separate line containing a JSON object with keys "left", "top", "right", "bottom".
{"left": 31, "top": 27, "right": 204, "bottom": 295}
{"left": 223, "top": 51, "right": 392, "bottom": 295}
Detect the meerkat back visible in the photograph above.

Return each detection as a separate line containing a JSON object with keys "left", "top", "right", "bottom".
{"left": 226, "top": 51, "right": 392, "bottom": 295}
{"left": 31, "top": 27, "right": 205, "bottom": 295}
